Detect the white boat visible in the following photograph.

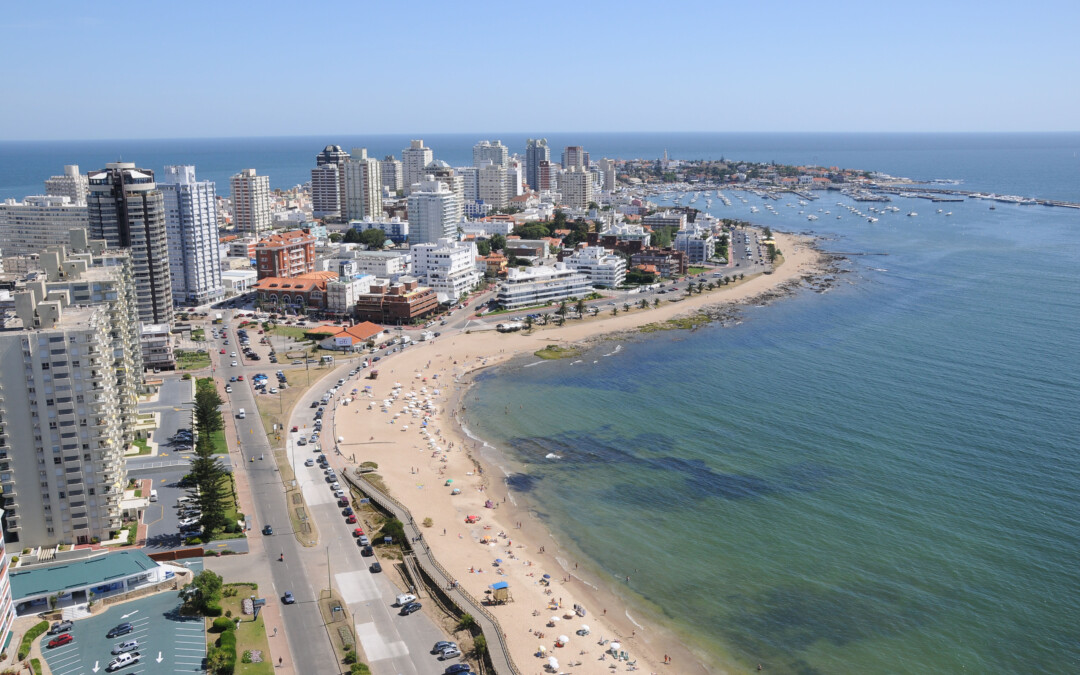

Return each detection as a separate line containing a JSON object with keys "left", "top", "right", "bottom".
{"left": 907, "top": 211, "right": 918, "bottom": 217}
{"left": 807, "top": 214, "right": 818, "bottom": 221}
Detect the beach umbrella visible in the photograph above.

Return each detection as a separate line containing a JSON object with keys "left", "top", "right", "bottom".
{"left": 580, "top": 624, "right": 590, "bottom": 633}
{"left": 609, "top": 641, "right": 621, "bottom": 653}
{"left": 558, "top": 635, "right": 569, "bottom": 644}
{"left": 543, "top": 574, "right": 551, "bottom": 579}
{"left": 550, "top": 615, "right": 560, "bottom": 623}
{"left": 494, "top": 558, "right": 503, "bottom": 564}
{"left": 548, "top": 657, "right": 558, "bottom": 670}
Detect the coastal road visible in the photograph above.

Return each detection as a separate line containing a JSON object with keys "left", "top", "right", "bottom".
{"left": 211, "top": 312, "right": 341, "bottom": 675}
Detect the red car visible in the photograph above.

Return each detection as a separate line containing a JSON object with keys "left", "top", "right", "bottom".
{"left": 346, "top": 515, "right": 357, "bottom": 524}
{"left": 237, "top": 375, "right": 244, "bottom": 381}
{"left": 353, "top": 527, "right": 365, "bottom": 537}
{"left": 220, "top": 348, "right": 226, "bottom": 354}
{"left": 291, "top": 426, "right": 299, "bottom": 432}
{"left": 47, "top": 634, "right": 73, "bottom": 648}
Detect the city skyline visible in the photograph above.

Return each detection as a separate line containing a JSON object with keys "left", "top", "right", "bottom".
{"left": 2, "top": 1, "right": 1077, "bottom": 140}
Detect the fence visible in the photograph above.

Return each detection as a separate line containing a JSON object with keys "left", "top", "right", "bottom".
{"left": 345, "top": 471, "right": 521, "bottom": 675}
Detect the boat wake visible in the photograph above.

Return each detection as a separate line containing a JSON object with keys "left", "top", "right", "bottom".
{"left": 524, "top": 360, "right": 549, "bottom": 368}
{"left": 602, "top": 345, "right": 622, "bottom": 357}
{"left": 545, "top": 453, "right": 562, "bottom": 460}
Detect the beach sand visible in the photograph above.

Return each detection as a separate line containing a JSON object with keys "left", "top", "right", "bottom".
{"left": 332, "top": 232, "right": 825, "bottom": 674}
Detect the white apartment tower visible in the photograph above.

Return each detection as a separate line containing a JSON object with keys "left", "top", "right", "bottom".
{"left": 562, "top": 146, "right": 589, "bottom": 170}
{"left": 229, "top": 169, "right": 272, "bottom": 235}
{"left": 402, "top": 140, "right": 433, "bottom": 195}
{"left": 45, "top": 165, "right": 89, "bottom": 206}
{"left": 0, "top": 231, "right": 143, "bottom": 548}
{"left": 561, "top": 166, "right": 594, "bottom": 209}
{"left": 86, "top": 162, "right": 174, "bottom": 325}
{"left": 159, "top": 166, "right": 224, "bottom": 307}
{"left": 0, "top": 196, "right": 89, "bottom": 257}
{"left": 598, "top": 158, "right": 617, "bottom": 192}
{"left": 478, "top": 163, "right": 509, "bottom": 209}
{"left": 410, "top": 238, "right": 481, "bottom": 304}
{"left": 314, "top": 145, "right": 350, "bottom": 220}
{"left": 381, "top": 155, "right": 404, "bottom": 193}
{"left": 473, "top": 140, "right": 509, "bottom": 168}
{"left": 344, "top": 148, "right": 384, "bottom": 221}
{"left": 406, "top": 179, "right": 458, "bottom": 245}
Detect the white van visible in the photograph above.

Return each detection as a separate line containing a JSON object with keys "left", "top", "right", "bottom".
{"left": 149, "top": 489, "right": 158, "bottom": 502}
{"left": 237, "top": 408, "right": 246, "bottom": 419}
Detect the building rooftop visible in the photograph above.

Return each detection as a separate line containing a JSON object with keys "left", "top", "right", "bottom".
{"left": 9, "top": 550, "right": 159, "bottom": 601}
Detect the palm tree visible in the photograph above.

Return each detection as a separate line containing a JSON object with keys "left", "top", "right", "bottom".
{"left": 707, "top": 282, "right": 716, "bottom": 291}
{"left": 622, "top": 302, "right": 630, "bottom": 312}
{"left": 524, "top": 316, "right": 534, "bottom": 332}
{"left": 639, "top": 298, "right": 649, "bottom": 310}
{"left": 653, "top": 298, "right": 660, "bottom": 308}
{"left": 611, "top": 307, "right": 619, "bottom": 316}
{"left": 575, "top": 299, "right": 586, "bottom": 318}
{"left": 557, "top": 300, "right": 568, "bottom": 318}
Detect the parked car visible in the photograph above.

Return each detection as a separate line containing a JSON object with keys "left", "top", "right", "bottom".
{"left": 358, "top": 535, "right": 370, "bottom": 546}
{"left": 106, "top": 623, "right": 134, "bottom": 639}
{"left": 282, "top": 592, "right": 295, "bottom": 605}
{"left": 47, "top": 634, "right": 74, "bottom": 648}
{"left": 370, "top": 561, "right": 382, "bottom": 573}
{"left": 431, "top": 639, "right": 455, "bottom": 653}
{"left": 438, "top": 646, "right": 462, "bottom": 660}
{"left": 111, "top": 639, "right": 140, "bottom": 655}
{"left": 400, "top": 601, "right": 422, "bottom": 616}
{"left": 443, "top": 665, "right": 472, "bottom": 675}
{"left": 361, "top": 545, "right": 374, "bottom": 557}
{"left": 305, "top": 458, "right": 315, "bottom": 467}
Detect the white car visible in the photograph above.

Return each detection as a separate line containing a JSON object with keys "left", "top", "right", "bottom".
{"left": 395, "top": 593, "right": 417, "bottom": 606}
{"left": 231, "top": 361, "right": 238, "bottom": 367}
{"left": 330, "top": 482, "right": 340, "bottom": 490}
{"left": 269, "top": 387, "right": 278, "bottom": 394}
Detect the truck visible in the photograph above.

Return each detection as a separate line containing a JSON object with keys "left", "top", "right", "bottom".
{"left": 419, "top": 331, "right": 435, "bottom": 342}
{"left": 106, "top": 652, "right": 141, "bottom": 671}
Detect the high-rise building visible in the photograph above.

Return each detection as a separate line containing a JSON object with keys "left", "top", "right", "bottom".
{"left": 407, "top": 179, "right": 458, "bottom": 245}
{"left": 478, "top": 162, "right": 509, "bottom": 209}
{"left": 410, "top": 238, "right": 481, "bottom": 304}
{"left": 381, "top": 155, "right": 404, "bottom": 193}
{"left": 0, "top": 195, "right": 88, "bottom": 257}
{"left": 229, "top": 168, "right": 272, "bottom": 235}
{"left": 315, "top": 145, "right": 350, "bottom": 220}
{"left": 402, "top": 140, "right": 433, "bottom": 194}
{"left": 561, "top": 166, "right": 594, "bottom": 209}
{"left": 159, "top": 166, "right": 224, "bottom": 307}
{"left": 598, "top": 158, "right": 617, "bottom": 192}
{"left": 0, "top": 513, "right": 14, "bottom": 649}
{"left": 525, "top": 138, "right": 550, "bottom": 190}
{"left": 425, "top": 161, "right": 464, "bottom": 224}
{"left": 506, "top": 159, "right": 524, "bottom": 199}
{"left": 44, "top": 165, "right": 88, "bottom": 206}
{"left": 86, "top": 162, "right": 174, "bottom": 325}
{"left": 562, "top": 146, "right": 589, "bottom": 171}
{"left": 0, "top": 230, "right": 143, "bottom": 548}
{"left": 344, "top": 148, "right": 383, "bottom": 221}
{"left": 538, "top": 160, "right": 557, "bottom": 192}
{"left": 310, "top": 164, "right": 341, "bottom": 220}
{"left": 473, "top": 140, "right": 509, "bottom": 168}
{"left": 456, "top": 166, "right": 480, "bottom": 203}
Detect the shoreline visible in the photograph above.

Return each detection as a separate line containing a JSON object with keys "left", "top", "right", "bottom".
{"left": 336, "top": 231, "right": 831, "bottom": 674}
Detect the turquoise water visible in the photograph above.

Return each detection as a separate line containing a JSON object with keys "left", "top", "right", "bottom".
{"left": 464, "top": 195, "right": 1080, "bottom": 672}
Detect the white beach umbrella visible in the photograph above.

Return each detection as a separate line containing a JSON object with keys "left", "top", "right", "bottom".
{"left": 558, "top": 634, "right": 569, "bottom": 644}
{"left": 548, "top": 657, "right": 558, "bottom": 669}
{"left": 609, "top": 641, "right": 621, "bottom": 653}
{"left": 550, "top": 615, "right": 560, "bottom": 623}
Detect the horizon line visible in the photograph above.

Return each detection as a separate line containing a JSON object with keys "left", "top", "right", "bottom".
{"left": 2, "top": 130, "right": 1079, "bottom": 144}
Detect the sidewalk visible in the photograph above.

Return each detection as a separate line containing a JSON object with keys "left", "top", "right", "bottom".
{"left": 213, "top": 370, "right": 295, "bottom": 675}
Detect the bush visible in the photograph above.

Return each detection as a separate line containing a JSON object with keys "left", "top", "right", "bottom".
{"left": 18, "top": 620, "right": 49, "bottom": 660}
{"left": 422, "top": 517, "right": 433, "bottom": 528}
{"left": 185, "top": 537, "right": 203, "bottom": 545}
{"left": 456, "top": 614, "right": 476, "bottom": 631}
{"left": 349, "top": 663, "right": 371, "bottom": 675}
{"left": 473, "top": 634, "right": 488, "bottom": 656}
{"left": 376, "top": 518, "right": 405, "bottom": 545}
{"left": 344, "top": 650, "right": 357, "bottom": 664}
{"left": 211, "top": 617, "right": 235, "bottom": 633}
{"left": 241, "top": 651, "right": 252, "bottom": 664}
{"left": 204, "top": 603, "right": 223, "bottom": 617}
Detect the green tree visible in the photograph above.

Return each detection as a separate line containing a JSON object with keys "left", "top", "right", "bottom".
{"left": 574, "top": 299, "right": 586, "bottom": 318}
{"left": 343, "top": 228, "right": 363, "bottom": 244}
{"left": 623, "top": 302, "right": 631, "bottom": 312}
{"left": 515, "top": 223, "right": 550, "bottom": 240}
{"left": 359, "top": 228, "right": 387, "bottom": 248}
{"left": 490, "top": 233, "right": 507, "bottom": 252}
{"left": 557, "top": 300, "right": 568, "bottom": 318}
{"left": 552, "top": 209, "right": 567, "bottom": 230}
{"left": 524, "top": 316, "right": 534, "bottom": 331}
{"left": 639, "top": 298, "right": 649, "bottom": 309}
{"left": 182, "top": 570, "right": 223, "bottom": 615}
{"left": 329, "top": 232, "right": 343, "bottom": 243}
{"left": 476, "top": 239, "right": 491, "bottom": 256}
{"left": 611, "top": 307, "right": 619, "bottom": 316}
{"left": 653, "top": 298, "right": 660, "bottom": 308}
{"left": 587, "top": 201, "right": 599, "bottom": 211}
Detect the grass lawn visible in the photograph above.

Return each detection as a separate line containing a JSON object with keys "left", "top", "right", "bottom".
{"left": 687, "top": 266, "right": 709, "bottom": 275}
{"left": 191, "top": 328, "right": 206, "bottom": 342}
{"left": 209, "top": 429, "right": 228, "bottom": 454}
{"left": 177, "top": 350, "right": 211, "bottom": 370}
{"left": 218, "top": 584, "right": 274, "bottom": 675}
{"left": 132, "top": 437, "right": 152, "bottom": 455}
{"left": 268, "top": 325, "right": 314, "bottom": 341}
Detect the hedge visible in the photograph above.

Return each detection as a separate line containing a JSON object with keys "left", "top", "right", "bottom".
{"left": 211, "top": 617, "right": 236, "bottom": 633}
{"left": 18, "top": 620, "right": 49, "bottom": 660}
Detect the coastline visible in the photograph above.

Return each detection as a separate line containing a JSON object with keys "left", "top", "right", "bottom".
{"left": 336, "top": 231, "right": 830, "bottom": 674}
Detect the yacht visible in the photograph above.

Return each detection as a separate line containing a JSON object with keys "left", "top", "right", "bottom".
{"left": 907, "top": 211, "right": 918, "bottom": 217}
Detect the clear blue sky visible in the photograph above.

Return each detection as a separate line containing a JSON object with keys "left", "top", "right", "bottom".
{"left": 3, "top": 0, "right": 1077, "bottom": 140}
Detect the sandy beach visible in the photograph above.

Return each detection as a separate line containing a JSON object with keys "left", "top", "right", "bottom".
{"left": 335, "top": 232, "right": 826, "bottom": 674}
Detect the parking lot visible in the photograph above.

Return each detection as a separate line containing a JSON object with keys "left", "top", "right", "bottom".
{"left": 41, "top": 590, "right": 206, "bottom": 675}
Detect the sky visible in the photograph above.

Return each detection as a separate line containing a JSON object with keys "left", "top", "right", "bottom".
{"left": 2, "top": 0, "right": 1077, "bottom": 140}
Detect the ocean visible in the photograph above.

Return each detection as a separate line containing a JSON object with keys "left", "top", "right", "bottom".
{"left": 2, "top": 133, "right": 1078, "bottom": 672}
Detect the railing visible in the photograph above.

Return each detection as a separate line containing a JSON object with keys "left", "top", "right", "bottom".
{"left": 346, "top": 472, "right": 521, "bottom": 675}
